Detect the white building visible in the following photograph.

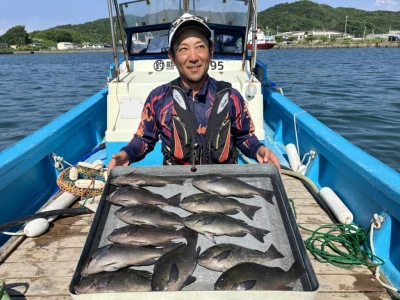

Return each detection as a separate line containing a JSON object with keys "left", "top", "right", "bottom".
{"left": 57, "top": 42, "right": 74, "bottom": 50}
{"left": 280, "top": 30, "right": 353, "bottom": 42}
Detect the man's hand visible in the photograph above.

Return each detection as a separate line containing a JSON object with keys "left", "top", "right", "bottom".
{"left": 256, "top": 146, "right": 281, "bottom": 173}
{"left": 107, "top": 151, "right": 130, "bottom": 174}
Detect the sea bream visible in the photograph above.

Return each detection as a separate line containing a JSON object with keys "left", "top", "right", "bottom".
{"left": 111, "top": 171, "right": 185, "bottom": 187}
{"left": 74, "top": 268, "right": 152, "bottom": 294}
{"left": 180, "top": 193, "right": 262, "bottom": 220}
{"left": 106, "top": 185, "right": 181, "bottom": 207}
{"left": 151, "top": 227, "right": 199, "bottom": 291}
{"left": 108, "top": 224, "right": 186, "bottom": 246}
{"left": 81, "top": 243, "right": 182, "bottom": 275}
{"left": 183, "top": 213, "right": 270, "bottom": 243}
{"left": 114, "top": 204, "right": 183, "bottom": 229}
{"left": 198, "top": 243, "right": 284, "bottom": 272}
{"left": 214, "top": 262, "right": 305, "bottom": 291}
{"left": 191, "top": 174, "right": 274, "bottom": 204}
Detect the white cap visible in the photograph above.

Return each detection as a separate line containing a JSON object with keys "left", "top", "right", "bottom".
{"left": 168, "top": 13, "right": 212, "bottom": 49}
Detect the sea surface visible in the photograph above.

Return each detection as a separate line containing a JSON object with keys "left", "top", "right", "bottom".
{"left": 0, "top": 48, "right": 399, "bottom": 173}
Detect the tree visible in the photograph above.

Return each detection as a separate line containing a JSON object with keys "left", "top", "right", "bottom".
{"left": 1, "top": 25, "right": 30, "bottom": 45}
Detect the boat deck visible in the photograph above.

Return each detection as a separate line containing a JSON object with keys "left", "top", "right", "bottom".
{"left": 0, "top": 174, "right": 392, "bottom": 299}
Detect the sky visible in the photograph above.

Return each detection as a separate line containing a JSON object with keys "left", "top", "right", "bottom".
{"left": 0, "top": 0, "right": 399, "bottom": 35}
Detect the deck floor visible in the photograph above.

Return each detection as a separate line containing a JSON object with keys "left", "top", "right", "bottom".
{"left": 0, "top": 174, "right": 393, "bottom": 299}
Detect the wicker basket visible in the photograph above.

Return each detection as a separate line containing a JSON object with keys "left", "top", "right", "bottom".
{"left": 57, "top": 165, "right": 105, "bottom": 197}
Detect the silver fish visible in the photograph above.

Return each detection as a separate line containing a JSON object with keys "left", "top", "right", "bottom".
{"left": 74, "top": 268, "right": 152, "bottom": 294}
{"left": 115, "top": 204, "right": 183, "bottom": 229}
{"left": 183, "top": 213, "right": 270, "bottom": 243}
{"left": 111, "top": 171, "right": 185, "bottom": 187}
{"left": 198, "top": 243, "right": 284, "bottom": 272}
{"left": 108, "top": 224, "right": 186, "bottom": 246}
{"left": 191, "top": 174, "right": 274, "bottom": 204}
{"left": 180, "top": 193, "right": 261, "bottom": 220}
{"left": 151, "top": 228, "right": 199, "bottom": 291}
{"left": 214, "top": 262, "right": 305, "bottom": 291}
{"left": 106, "top": 185, "right": 181, "bottom": 207}
{"left": 81, "top": 243, "right": 181, "bottom": 275}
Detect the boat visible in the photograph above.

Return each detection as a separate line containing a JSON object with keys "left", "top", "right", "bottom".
{"left": 246, "top": 27, "right": 277, "bottom": 50}
{"left": 0, "top": 0, "right": 399, "bottom": 298}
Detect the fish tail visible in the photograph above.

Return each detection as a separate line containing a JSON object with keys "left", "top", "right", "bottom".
{"left": 265, "top": 244, "right": 285, "bottom": 260}
{"left": 248, "top": 226, "right": 270, "bottom": 243}
{"left": 171, "top": 178, "right": 185, "bottom": 185}
{"left": 240, "top": 204, "right": 262, "bottom": 220}
{"left": 259, "top": 188, "right": 274, "bottom": 205}
{"left": 166, "top": 193, "right": 182, "bottom": 207}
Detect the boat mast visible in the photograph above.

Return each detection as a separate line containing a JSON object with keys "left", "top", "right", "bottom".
{"left": 250, "top": 0, "right": 257, "bottom": 74}
{"left": 107, "top": 0, "right": 120, "bottom": 81}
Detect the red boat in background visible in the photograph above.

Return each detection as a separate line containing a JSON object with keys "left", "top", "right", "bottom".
{"left": 247, "top": 27, "right": 277, "bottom": 50}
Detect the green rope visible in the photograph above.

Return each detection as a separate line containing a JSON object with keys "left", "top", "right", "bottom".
{"left": 289, "top": 198, "right": 384, "bottom": 269}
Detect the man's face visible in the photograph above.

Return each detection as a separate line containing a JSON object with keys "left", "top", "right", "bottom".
{"left": 169, "top": 27, "right": 214, "bottom": 87}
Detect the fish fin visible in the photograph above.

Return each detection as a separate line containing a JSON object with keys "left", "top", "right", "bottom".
{"left": 265, "top": 244, "right": 285, "bottom": 260}
{"left": 200, "top": 215, "right": 217, "bottom": 225}
{"left": 166, "top": 193, "right": 182, "bottom": 207}
{"left": 168, "top": 263, "right": 180, "bottom": 284}
{"left": 248, "top": 226, "right": 270, "bottom": 243}
{"left": 240, "top": 204, "right": 262, "bottom": 220}
{"left": 233, "top": 280, "right": 256, "bottom": 291}
{"left": 215, "top": 249, "right": 231, "bottom": 262}
{"left": 205, "top": 233, "right": 217, "bottom": 244}
{"left": 182, "top": 275, "right": 197, "bottom": 288}
{"left": 258, "top": 188, "right": 275, "bottom": 204}
{"left": 135, "top": 269, "right": 153, "bottom": 279}
{"left": 95, "top": 274, "right": 115, "bottom": 289}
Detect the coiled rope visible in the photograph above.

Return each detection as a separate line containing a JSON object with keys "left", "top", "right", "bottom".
{"left": 290, "top": 199, "right": 384, "bottom": 268}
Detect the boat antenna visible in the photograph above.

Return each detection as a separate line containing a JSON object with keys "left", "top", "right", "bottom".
{"left": 242, "top": 0, "right": 252, "bottom": 71}
{"left": 250, "top": 0, "right": 257, "bottom": 77}
{"left": 107, "top": 0, "right": 120, "bottom": 81}
{"left": 113, "top": 0, "right": 131, "bottom": 73}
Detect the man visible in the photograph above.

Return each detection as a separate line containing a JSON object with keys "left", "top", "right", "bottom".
{"left": 108, "top": 13, "right": 280, "bottom": 172}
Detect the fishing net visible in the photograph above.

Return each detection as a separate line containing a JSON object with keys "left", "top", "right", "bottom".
{"left": 57, "top": 165, "right": 106, "bottom": 197}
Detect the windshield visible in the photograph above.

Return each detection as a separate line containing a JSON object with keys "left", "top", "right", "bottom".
{"left": 119, "top": 0, "right": 249, "bottom": 56}
{"left": 120, "top": 0, "right": 248, "bottom": 28}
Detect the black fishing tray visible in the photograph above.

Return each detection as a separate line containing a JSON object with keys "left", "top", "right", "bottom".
{"left": 70, "top": 164, "right": 319, "bottom": 299}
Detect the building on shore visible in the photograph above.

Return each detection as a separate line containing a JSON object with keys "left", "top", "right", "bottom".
{"left": 278, "top": 30, "right": 354, "bottom": 43}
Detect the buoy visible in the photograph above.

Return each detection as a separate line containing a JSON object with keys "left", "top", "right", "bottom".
{"left": 319, "top": 187, "right": 354, "bottom": 224}
{"left": 21, "top": 191, "right": 79, "bottom": 238}
{"left": 23, "top": 218, "right": 49, "bottom": 237}
{"left": 286, "top": 143, "right": 302, "bottom": 172}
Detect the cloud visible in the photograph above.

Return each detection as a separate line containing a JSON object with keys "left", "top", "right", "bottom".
{"left": 374, "top": 0, "right": 400, "bottom": 10}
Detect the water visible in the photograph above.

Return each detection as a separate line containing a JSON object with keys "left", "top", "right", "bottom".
{"left": 0, "top": 49, "right": 399, "bottom": 173}
{"left": 258, "top": 47, "right": 400, "bottom": 173}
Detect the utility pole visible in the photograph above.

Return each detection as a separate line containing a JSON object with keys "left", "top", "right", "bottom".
{"left": 276, "top": 25, "right": 279, "bottom": 35}
{"left": 344, "top": 15, "right": 348, "bottom": 36}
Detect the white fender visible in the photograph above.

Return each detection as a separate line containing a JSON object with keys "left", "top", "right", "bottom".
{"left": 286, "top": 143, "right": 302, "bottom": 172}
{"left": 319, "top": 187, "right": 354, "bottom": 224}
{"left": 24, "top": 218, "right": 50, "bottom": 237}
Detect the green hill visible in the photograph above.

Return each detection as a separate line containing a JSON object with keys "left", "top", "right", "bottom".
{"left": 258, "top": 0, "right": 400, "bottom": 37}
{"left": 1, "top": 0, "right": 399, "bottom": 48}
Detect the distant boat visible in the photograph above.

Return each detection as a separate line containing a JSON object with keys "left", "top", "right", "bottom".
{"left": 247, "top": 27, "right": 277, "bottom": 50}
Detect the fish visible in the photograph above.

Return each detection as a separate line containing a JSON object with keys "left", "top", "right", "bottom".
{"left": 191, "top": 174, "right": 274, "bottom": 204}
{"left": 114, "top": 204, "right": 183, "bottom": 229}
{"left": 81, "top": 243, "right": 182, "bottom": 275}
{"left": 108, "top": 224, "right": 186, "bottom": 246}
{"left": 151, "top": 227, "right": 199, "bottom": 291}
{"left": 214, "top": 262, "right": 306, "bottom": 291}
{"left": 106, "top": 185, "right": 181, "bottom": 207}
{"left": 197, "top": 243, "right": 284, "bottom": 272}
{"left": 183, "top": 213, "right": 270, "bottom": 243}
{"left": 74, "top": 268, "right": 152, "bottom": 294}
{"left": 180, "top": 193, "right": 262, "bottom": 220}
{"left": 111, "top": 171, "right": 185, "bottom": 187}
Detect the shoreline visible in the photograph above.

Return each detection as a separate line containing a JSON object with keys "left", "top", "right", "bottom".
{"left": 273, "top": 42, "right": 399, "bottom": 49}
{"left": 2, "top": 42, "right": 399, "bottom": 55}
